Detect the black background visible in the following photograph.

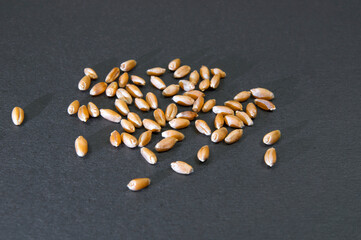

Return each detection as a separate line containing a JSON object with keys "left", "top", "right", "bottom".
{"left": 1, "top": 0, "right": 360, "bottom": 239}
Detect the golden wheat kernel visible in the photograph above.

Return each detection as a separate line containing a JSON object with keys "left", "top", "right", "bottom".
{"left": 162, "top": 84, "right": 180, "bottom": 97}
{"left": 197, "top": 145, "right": 209, "bottom": 162}
{"left": 169, "top": 118, "right": 190, "bottom": 129}
{"left": 212, "top": 106, "right": 234, "bottom": 115}
{"left": 210, "top": 74, "right": 221, "bottom": 89}
{"left": 174, "top": 65, "right": 191, "bottom": 78}
{"left": 127, "top": 112, "right": 142, "bottom": 128}
{"left": 195, "top": 120, "right": 212, "bottom": 136}
{"left": 147, "top": 67, "right": 166, "bottom": 76}
{"left": 200, "top": 65, "right": 210, "bottom": 80}
{"left": 75, "top": 136, "right": 88, "bottom": 157}
{"left": 250, "top": 87, "right": 275, "bottom": 100}
{"left": 99, "top": 109, "right": 122, "bottom": 123}
{"left": 179, "top": 80, "right": 195, "bottom": 92}
{"left": 165, "top": 103, "right": 178, "bottom": 121}
{"left": 130, "top": 75, "right": 146, "bottom": 86}
{"left": 234, "top": 91, "right": 251, "bottom": 102}
{"left": 11, "top": 107, "right": 24, "bottom": 125}
{"left": 146, "top": 92, "right": 158, "bottom": 109}
{"left": 68, "top": 100, "right": 80, "bottom": 115}
{"left": 155, "top": 137, "right": 178, "bottom": 152}
{"left": 126, "top": 84, "right": 143, "bottom": 98}
{"left": 176, "top": 111, "right": 198, "bottom": 121}
{"left": 141, "top": 147, "right": 158, "bottom": 164}
{"left": 264, "top": 147, "right": 277, "bottom": 167}
{"left": 263, "top": 130, "right": 281, "bottom": 145}
{"left": 168, "top": 58, "right": 181, "bottom": 71}
{"left": 171, "top": 161, "right": 193, "bottom": 175}
{"left": 78, "top": 105, "right": 90, "bottom": 122}
{"left": 120, "top": 59, "right": 137, "bottom": 72}
{"left": 114, "top": 99, "right": 130, "bottom": 116}
{"left": 202, "top": 99, "right": 216, "bottom": 112}
{"left": 110, "top": 130, "right": 121, "bottom": 147}
{"left": 184, "top": 90, "right": 205, "bottom": 100}
{"left": 224, "top": 115, "right": 244, "bottom": 128}
{"left": 105, "top": 67, "right": 120, "bottom": 83}
{"left": 246, "top": 103, "right": 257, "bottom": 118}
{"left": 127, "top": 178, "right": 150, "bottom": 191}
{"left": 154, "top": 108, "right": 166, "bottom": 127}
{"left": 161, "top": 130, "right": 185, "bottom": 141}
{"left": 254, "top": 99, "right": 276, "bottom": 111}
{"left": 84, "top": 68, "right": 98, "bottom": 79}
{"left": 105, "top": 81, "right": 118, "bottom": 97}
{"left": 121, "top": 119, "right": 136, "bottom": 133}
{"left": 118, "top": 72, "right": 129, "bottom": 88}
{"left": 199, "top": 79, "right": 210, "bottom": 91}
{"left": 210, "top": 68, "right": 226, "bottom": 78}
{"left": 121, "top": 132, "right": 138, "bottom": 148}
{"left": 214, "top": 113, "right": 224, "bottom": 129}
{"left": 142, "top": 119, "right": 161, "bottom": 132}
{"left": 90, "top": 82, "right": 107, "bottom": 96}
{"left": 211, "top": 127, "right": 228, "bottom": 143}
{"left": 87, "top": 102, "right": 99, "bottom": 117}
{"left": 150, "top": 76, "right": 166, "bottom": 90}
{"left": 224, "top": 129, "right": 243, "bottom": 144}
{"left": 135, "top": 98, "right": 150, "bottom": 111}
{"left": 224, "top": 100, "right": 243, "bottom": 111}
{"left": 138, "top": 130, "right": 152, "bottom": 147}
{"left": 78, "top": 75, "right": 91, "bottom": 91}
{"left": 189, "top": 70, "right": 200, "bottom": 85}
{"left": 116, "top": 88, "right": 133, "bottom": 104}
{"left": 235, "top": 111, "right": 253, "bottom": 126}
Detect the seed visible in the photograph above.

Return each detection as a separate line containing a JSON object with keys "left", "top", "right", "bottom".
{"left": 67, "top": 100, "right": 80, "bottom": 115}
{"left": 192, "top": 96, "right": 204, "bottom": 113}
{"left": 263, "top": 130, "right": 281, "bottom": 145}
{"left": 234, "top": 91, "right": 251, "bottom": 102}
{"left": 197, "top": 145, "right": 209, "bottom": 162}
{"left": 121, "top": 119, "right": 135, "bottom": 133}
{"left": 212, "top": 106, "right": 234, "bottom": 115}
{"left": 264, "top": 147, "right": 277, "bottom": 167}
{"left": 214, "top": 113, "right": 224, "bottom": 129}
{"left": 211, "top": 127, "right": 228, "bottom": 143}
{"left": 210, "top": 74, "right": 221, "bottom": 89}
{"left": 254, "top": 99, "right": 276, "bottom": 111}
{"left": 195, "top": 119, "right": 211, "bottom": 136}
{"left": 114, "top": 99, "right": 130, "bottom": 116}
{"left": 105, "top": 67, "right": 120, "bottom": 83}
{"left": 200, "top": 65, "right": 210, "bottom": 79}
{"left": 110, "top": 130, "right": 121, "bottom": 147}
{"left": 11, "top": 107, "right": 24, "bottom": 125}
{"left": 87, "top": 102, "right": 99, "bottom": 117}
{"left": 153, "top": 108, "right": 166, "bottom": 127}
{"left": 126, "top": 84, "right": 143, "bottom": 98}
{"left": 199, "top": 79, "right": 210, "bottom": 91}
{"left": 246, "top": 103, "right": 257, "bottom": 118}
{"left": 250, "top": 87, "right": 274, "bottom": 100}
{"left": 147, "top": 67, "right": 166, "bottom": 76}
{"left": 211, "top": 68, "right": 226, "bottom": 78}
{"left": 127, "top": 178, "right": 150, "bottom": 191}
{"left": 141, "top": 147, "right": 157, "bottom": 164}
{"left": 189, "top": 70, "right": 200, "bottom": 85}
{"left": 150, "top": 76, "right": 166, "bottom": 90}
{"left": 99, "top": 109, "right": 122, "bottom": 123}
{"left": 135, "top": 98, "right": 150, "bottom": 111}
{"left": 118, "top": 72, "right": 129, "bottom": 88}
{"left": 127, "top": 112, "right": 142, "bottom": 128}
{"left": 174, "top": 65, "right": 191, "bottom": 78}
{"left": 84, "top": 68, "right": 98, "bottom": 79}
{"left": 168, "top": 58, "right": 181, "bottom": 71}
{"left": 78, "top": 105, "right": 90, "bottom": 122}
{"left": 224, "top": 115, "right": 244, "bottom": 128}
{"left": 165, "top": 103, "right": 178, "bottom": 121}
{"left": 170, "top": 161, "right": 193, "bottom": 175}
{"left": 145, "top": 92, "right": 158, "bottom": 109}
{"left": 176, "top": 111, "right": 198, "bottom": 120}
{"left": 75, "top": 136, "right": 88, "bottom": 157}
{"left": 172, "top": 95, "right": 195, "bottom": 106}
{"left": 155, "top": 137, "right": 178, "bottom": 152}
{"left": 161, "top": 130, "right": 184, "bottom": 141}
{"left": 235, "top": 111, "right": 253, "bottom": 126}
{"left": 78, "top": 75, "right": 91, "bottom": 91}
{"left": 183, "top": 90, "right": 205, "bottom": 99}
{"left": 225, "top": 129, "right": 243, "bottom": 144}
{"left": 116, "top": 88, "right": 133, "bottom": 104}
{"left": 130, "top": 75, "right": 146, "bottom": 86}
{"left": 121, "top": 132, "right": 138, "bottom": 148}
{"left": 143, "top": 119, "right": 161, "bottom": 132}
{"left": 202, "top": 99, "right": 216, "bottom": 112}
{"left": 169, "top": 118, "right": 190, "bottom": 129}
{"left": 105, "top": 81, "right": 118, "bottom": 97}
{"left": 138, "top": 130, "right": 152, "bottom": 147}
{"left": 179, "top": 80, "right": 195, "bottom": 92}
{"left": 120, "top": 59, "right": 137, "bottom": 72}
{"left": 224, "top": 100, "right": 243, "bottom": 111}
{"left": 162, "top": 84, "right": 180, "bottom": 97}
{"left": 90, "top": 82, "right": 107, "bottom": 96}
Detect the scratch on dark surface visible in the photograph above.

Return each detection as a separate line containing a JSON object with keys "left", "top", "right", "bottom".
{"left": 136, "top": 48, "right": 163, "bottom": 66}
{"left": 23, "top": 93, "right": 53, "bottom": 122}
{"left": 182, "top": 47, "right": 212, "bottom": 65}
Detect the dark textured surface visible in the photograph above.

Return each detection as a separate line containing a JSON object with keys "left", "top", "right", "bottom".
{"left": 1, "top": 0, "right": 360, "bottom": 239}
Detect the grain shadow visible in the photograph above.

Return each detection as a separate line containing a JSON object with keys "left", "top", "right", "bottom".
{"left": 23, "top": 93, "right": 53, "bottom": 122}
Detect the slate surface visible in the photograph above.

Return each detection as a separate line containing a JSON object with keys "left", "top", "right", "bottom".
{"left": 0, "top": 1, "right": 360, "bottom": 239}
